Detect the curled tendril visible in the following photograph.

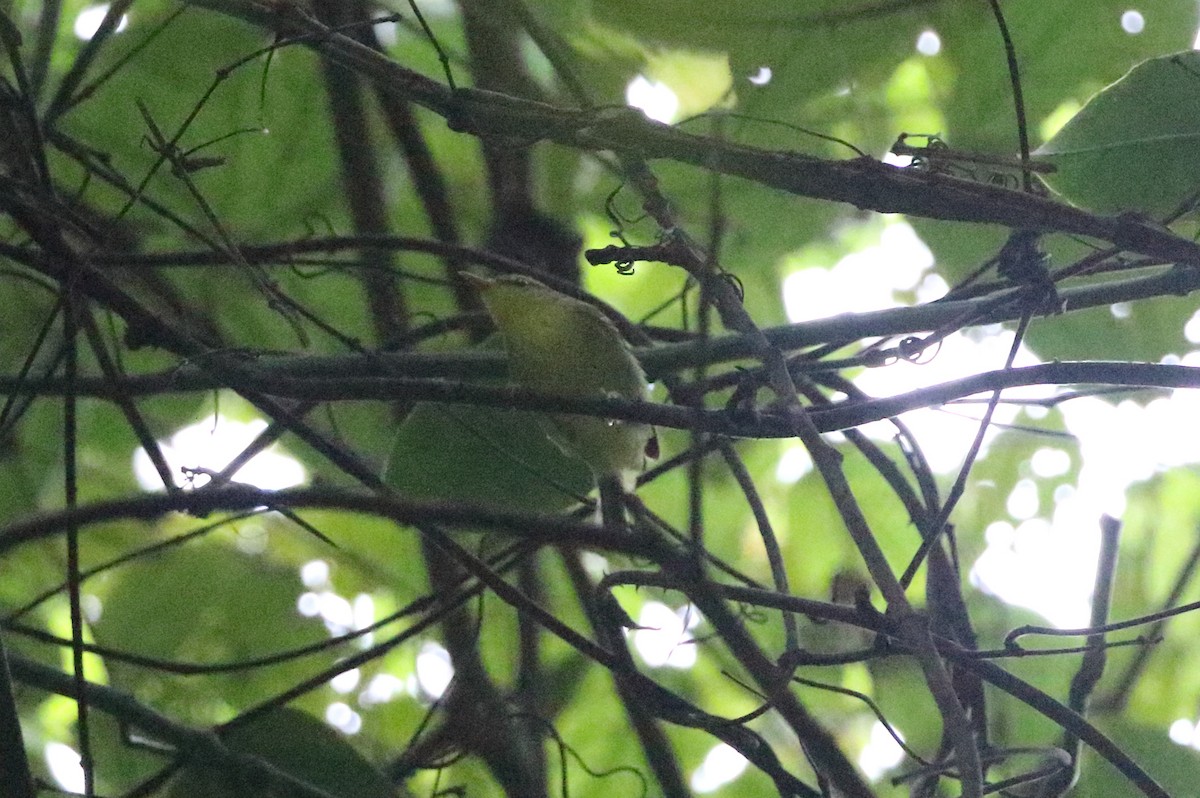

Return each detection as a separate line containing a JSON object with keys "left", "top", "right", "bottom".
{"left": 300, "top": 213, "right": 337, "bottom": 240}
{"left": 897, "top": 335, "right": 941, "bottom": 363}
{"left": 737, "top": 602, "right": 769, "bottom": 625}
{"left": 719, "top": 271, "right": 745, "bottom": 302}
{"left": 604, "top": 182, "right": 642, "bottom": 247}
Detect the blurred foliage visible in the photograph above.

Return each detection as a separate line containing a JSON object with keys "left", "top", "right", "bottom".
{"left": 2, "top": 1, "right": 1200, "bottom": 797}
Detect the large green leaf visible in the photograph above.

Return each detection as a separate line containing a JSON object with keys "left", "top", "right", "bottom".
{"left": 909, "top": 2, "right": 1193, "bottom": 283}
{"left": 933, "top": 1, "right": 1194, "bottom": 150}
{"left": 92, "top": 541, "right": 331, "bottom": 720}
{"left": 1074, "top": 717, "right": 1200, "bottom": 797}
{"left": 592, "top": 0, "right": 927, "bottom": 114}
{"left": 1037, "top": 50, "right": 1200, "bottom": 216}
{"left": 167, "top": 706, "right": 399, "bottom": 798}
{"left": 384, "top": 401, "right": 593, "bottom": 513}
{"left": 1024, "top": 292, "right": 1195, "bottom": 364}
{"left": 58, "top": 8, "right": 339, "bottom": 239}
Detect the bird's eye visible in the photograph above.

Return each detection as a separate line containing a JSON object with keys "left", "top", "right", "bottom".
{"left": 645, "top": 430, "right": 660, "bottom": 459}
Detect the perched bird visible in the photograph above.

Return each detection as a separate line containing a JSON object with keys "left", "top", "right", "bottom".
{"left": 464, "top": 273, "right": 653, "bottom": 530}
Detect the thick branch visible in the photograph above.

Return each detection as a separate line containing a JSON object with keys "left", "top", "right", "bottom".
{"left": 183, "top": 0, "right": 1200, "bottom": 266}
{"left": 9, "top": 654, "right": 344, "bottom": 798}
{"left": 0, "top": 484, "right": 657, "bottom": 559}
{"left": 8, "top": 361, "right": 1200, "bottom": 439}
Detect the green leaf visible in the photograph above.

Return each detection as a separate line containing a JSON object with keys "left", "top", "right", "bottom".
{"left": 75, "top": 710, "right": 164, "bottom": 794}
{"left": 1023, "top": 293, "right": 1194, "bottom": 364}
{"left": 647, "top": 50, "right": 733, "bottom": 119}
{"left": 384, "top": 401, "right": 593, "bottom": 514}
{"left": 934, "top": 1, "right": 1193, "bottom": 149}
{"left": 61, "top": 8, "right": 342, "bottom": 240}
{"left": 167, "top": 706, "right": 398, "bottom": 798}
{"left": 93, "top": 542, "right": 331, "bottom": 720}
{"left": 1036, "top": 50, "right": 1200, "bottom": 216}
{"left": 592, "top": 0, "right": 926, "bottom": 110}
{"left": 1074, "top": 717, "right": 1200, "bottom": 797}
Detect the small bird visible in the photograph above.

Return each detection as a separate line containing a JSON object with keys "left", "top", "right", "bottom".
{"left": 464, "top": 273, "right": 653, "bottom": 530}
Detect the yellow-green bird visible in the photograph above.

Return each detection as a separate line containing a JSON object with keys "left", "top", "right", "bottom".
{"left": 464, "top": 273, "right": 653, "bottom": 530}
